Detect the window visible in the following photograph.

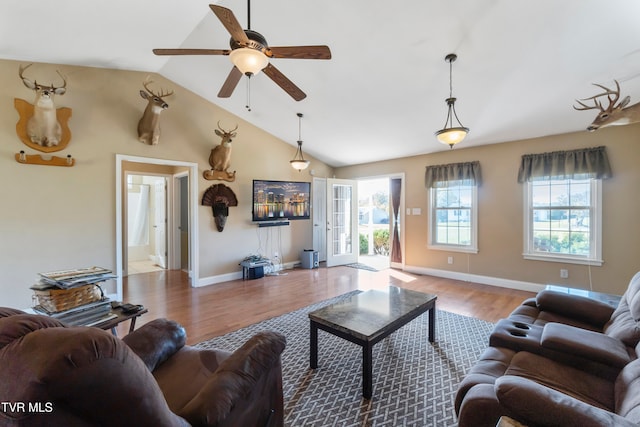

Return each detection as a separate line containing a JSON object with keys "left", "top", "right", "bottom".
{"left": 425, "top": 161, "right": 481, "bottom": 253}
{"left": 429, "top": 179, "right": 478, "bottom": 253}
{"left": 524, "top": 178, "right": 602, "bottom": 265}
{"left": 517, "top": 146, "right": 610, "bottom": 266}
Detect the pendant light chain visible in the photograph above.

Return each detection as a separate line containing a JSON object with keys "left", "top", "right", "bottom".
{"left": 245, "top": 76, "right": 251, "bottom": 111}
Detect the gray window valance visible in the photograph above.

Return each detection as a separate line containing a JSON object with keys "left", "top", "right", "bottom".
{"left": 517, "top": 146, "right": 612, "bottom": 183}
{"left": 425, "top": 161, "right": 481, "bottom": 188}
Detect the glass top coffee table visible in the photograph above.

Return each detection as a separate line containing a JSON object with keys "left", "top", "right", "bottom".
{"left": 309, "top": 285, "right": 437, "bottom": 399}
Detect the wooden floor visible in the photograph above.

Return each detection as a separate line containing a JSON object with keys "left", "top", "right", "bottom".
{"left": 121, "top": 265, "right": 535, "bottom": 345}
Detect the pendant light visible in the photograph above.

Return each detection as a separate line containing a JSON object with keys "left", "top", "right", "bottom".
{"left": 435, "top": 53, "right": 469, "bottom": 148}
{"left": 290, "top": 113, "right": 310, "bottom": 171}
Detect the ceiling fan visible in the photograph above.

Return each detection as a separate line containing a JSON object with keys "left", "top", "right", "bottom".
{"left": 153, "top": 1, "right": 331, "bottom": 101}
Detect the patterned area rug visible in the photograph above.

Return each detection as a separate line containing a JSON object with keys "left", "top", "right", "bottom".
{"left": 196, "top": 291, "right": 494, "bottom": 426}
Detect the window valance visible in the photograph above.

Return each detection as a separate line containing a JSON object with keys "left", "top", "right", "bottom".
{"left": 517, "top": 146, "right": 612, "bottom": 183}
{"left": 425, "top": 161, "right": 481, "bottom": 188}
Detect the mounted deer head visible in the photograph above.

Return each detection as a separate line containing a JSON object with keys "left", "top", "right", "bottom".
{"left": 137, "top": 77, "right": 173, "bottom": 145}
{"left": 574, "top": 80, "right": 640, "bottom": 131}
{"left": 209, "top": 122, "right": 238, "bottom": 173}
{"left": 19, "top": 64, "right": 67, "bottom": 147}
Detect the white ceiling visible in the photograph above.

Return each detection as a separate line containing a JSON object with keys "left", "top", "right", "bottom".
{"left": 2, "top": 0, "right": 640, "bottom": 167}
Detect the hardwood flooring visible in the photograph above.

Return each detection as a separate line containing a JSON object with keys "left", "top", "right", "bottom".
{"left": 121, "top": 265, "right": 535, "bottom": 345}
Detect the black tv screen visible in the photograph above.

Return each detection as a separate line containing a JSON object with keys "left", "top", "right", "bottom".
{"left": 252, "top": 180, "right": 311, "bottom": 222}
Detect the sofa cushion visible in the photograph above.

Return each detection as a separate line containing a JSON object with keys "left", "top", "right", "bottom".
{"left": 0, "top": 313, "right": 66, "bottom": 349}
{"left": 541, "top": 323, "right": 634, "bottom": 368}
{"left": 615, "top": 358, "right": 640, "bottom": 423}
{"left": 0, "top": 325, "right": 189, "bottom": 426}
{"left": 153, "top": 345, "right": 230, "bottom": 414}
{"left": 122, "top": 318, "right": 187, "bottom": 371}
{"left": 625, "top": 272, "right": 640, "bottom": 320}
{"left": 536, "top": 290, "right": 614, "bottom": 327}
{"left": 504, "top": 352, "right": 614, "bottom": 411}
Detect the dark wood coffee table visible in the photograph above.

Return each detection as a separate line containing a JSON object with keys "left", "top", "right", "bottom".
{"left": 309, "top": 286, "right": 437, "bottom": 399}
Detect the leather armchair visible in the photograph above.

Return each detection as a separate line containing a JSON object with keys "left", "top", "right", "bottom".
{"left": 0, "top": 307, "right": 286, "bottom": 427}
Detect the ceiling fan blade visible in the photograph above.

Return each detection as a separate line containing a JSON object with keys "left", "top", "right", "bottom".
{"left": 217, "top": 67, "right": 243, "bottom": 98}
{"left": 268, "top": 45, "right": 332, "bottom": 60}
{"left": 153, "top": 48, "right": 230, "bottom": 56}
{"left": 210, "top": 4, "right": 250, "bottom": 45}
{"left": 263, "top": 63, "right": 306, "bottom": 101}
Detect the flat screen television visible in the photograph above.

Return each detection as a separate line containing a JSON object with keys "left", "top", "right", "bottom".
{"left": 252, "top": 179, "right": 311, "bottom": 222}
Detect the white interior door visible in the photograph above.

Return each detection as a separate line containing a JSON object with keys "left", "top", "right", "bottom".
{"left": 326, "top": 178, "right": 358, "bottom": 267}
{"left": 151, "top": 178, "right": 167, "bottom": 268}
{"left": 312, "top": 178, "right": 327, "bottom": 262}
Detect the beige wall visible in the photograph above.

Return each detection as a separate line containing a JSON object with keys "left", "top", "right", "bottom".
{"left": 0, "top": 59, "right": 333, "bottom": 308}
{"left": 335, "top": 124, "right": 640, "bottom": 295}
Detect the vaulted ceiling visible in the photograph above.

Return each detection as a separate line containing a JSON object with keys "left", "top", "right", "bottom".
{"left": 2, "top": 0, "right": 640, "bottom": 167}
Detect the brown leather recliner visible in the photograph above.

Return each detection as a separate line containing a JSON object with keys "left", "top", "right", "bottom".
{"left": 0, "top": 307, "right": 286, "bottom": 427}
{"left": 455, "top": 271, "right": 640, "bottom": 427}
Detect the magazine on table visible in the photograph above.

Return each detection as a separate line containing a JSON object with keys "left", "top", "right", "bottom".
{"left": 34, "top": 266, "right": 116, "bottom": 290}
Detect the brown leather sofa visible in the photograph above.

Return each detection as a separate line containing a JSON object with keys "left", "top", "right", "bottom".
{"left": 455, "top": 272, "right": 640, "bottom": 427}
{"left": 0, "top": 307, "right": 286, "bottom": 427}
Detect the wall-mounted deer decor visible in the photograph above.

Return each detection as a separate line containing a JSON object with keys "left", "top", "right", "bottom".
{"left": 574, "top": 80, "right": 640, "bottom": 131}
{"left": 204, "top": 122, "right": 238, "bottom": 182}
{"left": 14, "top": 64, "right": 72, "bottom": 152}
{"left": 137, "top": 77, "right": 173, "bottom": 145}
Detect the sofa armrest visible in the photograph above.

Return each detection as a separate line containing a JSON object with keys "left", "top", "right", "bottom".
{"left": 536, "top": 290, "right": 614, "bottom": 327}
{"left": 495, "top": 376, "right": 637, "bottom": 427}
{"left": 122, "top": 318, "right": 187, "bottom": 371}
{"left": 179, "top": 331, "right": 286, "bottom": 427}
{"left": 541, "top": 322, "right": 633, "bottom": 368}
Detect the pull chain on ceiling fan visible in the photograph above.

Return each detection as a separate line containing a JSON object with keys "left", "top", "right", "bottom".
{"left": 153, "top": 1, "right": 331, "bottom": 102}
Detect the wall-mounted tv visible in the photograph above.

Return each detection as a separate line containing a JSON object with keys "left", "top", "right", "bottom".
{"left": 252, "top": 179, "right": 311, "bottom": 222}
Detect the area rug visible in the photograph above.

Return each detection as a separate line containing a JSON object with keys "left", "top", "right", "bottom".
{"left": 196, "top": 291, "right": 494, "bottom": 426}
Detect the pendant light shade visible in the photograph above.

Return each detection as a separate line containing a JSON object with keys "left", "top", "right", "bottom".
{"left": 435, "top": 53, "right": 469, "bottom": 148}
{"left": 290, "top": 113, "right": 310, "bottom": 171}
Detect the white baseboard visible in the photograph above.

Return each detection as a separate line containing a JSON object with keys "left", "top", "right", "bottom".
{"left": 196, "top": 271, "right": 242, "bottom": 287}
{"left": 195, "top": 261, "right": 297, "bottom": 288}
{"left": 403, "top": 265, "right": 545, "bottom": 293}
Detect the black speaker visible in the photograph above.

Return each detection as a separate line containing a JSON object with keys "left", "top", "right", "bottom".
{"left": 248, "top": 266, "right": 264, "bottom": 279}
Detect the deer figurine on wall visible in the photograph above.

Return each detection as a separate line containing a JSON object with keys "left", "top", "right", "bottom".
{"left": 16, "top": 64, "right": 69, "bottom": 148}
{"left": 574, "top": 80, "right": 640, "bottom": 131}
{"left": 204, "top": 122, "right": 238, "bottom": 181}
{"left": 137, "top": 77, "right": 173, "bottom": 145}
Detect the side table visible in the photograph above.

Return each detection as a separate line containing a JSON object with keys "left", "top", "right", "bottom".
{"left": 93, "top": 305, "right": 148, "bottom": 336}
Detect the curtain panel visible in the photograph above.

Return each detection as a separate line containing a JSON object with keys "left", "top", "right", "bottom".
{"left": 425, "top": 161, "right": 482, "bottom": 188}
{"left": 390, "top": 178, "right": 402, "bottom": 263}
{"left": 517, "top": 146, "right": 612, "bottom": 183}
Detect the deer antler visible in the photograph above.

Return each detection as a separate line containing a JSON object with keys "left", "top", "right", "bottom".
{"left": 54, "top": 70, "right": 67, "bottom": 90}
{"left": 18, "top": 63, "right": 33, "bottom": 80}
{"left": 573, "top": 81, "right": 621, "bottom": 112}
{"left": 143, "top": 76, "right": 174, "bottom": 98}
{"left": 217, "top": 121, "right": 239, "bottom": 133}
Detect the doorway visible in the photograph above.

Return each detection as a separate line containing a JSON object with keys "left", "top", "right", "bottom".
{"left": 126, "top": 174, "right": 167, "bottom": 274}
{"left": 358, "top": 177, "right": 391, "bottom": 270}
{"left": 115, "top": 155, "right": 199, "bottom": 303}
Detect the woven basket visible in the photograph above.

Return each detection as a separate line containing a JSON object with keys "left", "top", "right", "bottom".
{"left": 33, "top": 284, "right": 102, "bottom": 313}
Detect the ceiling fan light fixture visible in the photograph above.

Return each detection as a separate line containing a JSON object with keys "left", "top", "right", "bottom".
{"left": 435, "top": 53, "right": 469, "bottom": 149}
{"left": 229, "top": 48, "right": 269, "bottom": 76}
{"left": 291, "top": 113, "right": 310, "bottom": 171}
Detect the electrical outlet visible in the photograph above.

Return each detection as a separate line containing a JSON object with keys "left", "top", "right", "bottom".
{"left": 560, "top": 269, "right": 569, "bottom": 279}
{"left": 448, "top": 256, "right": 454, "bottom": 265}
